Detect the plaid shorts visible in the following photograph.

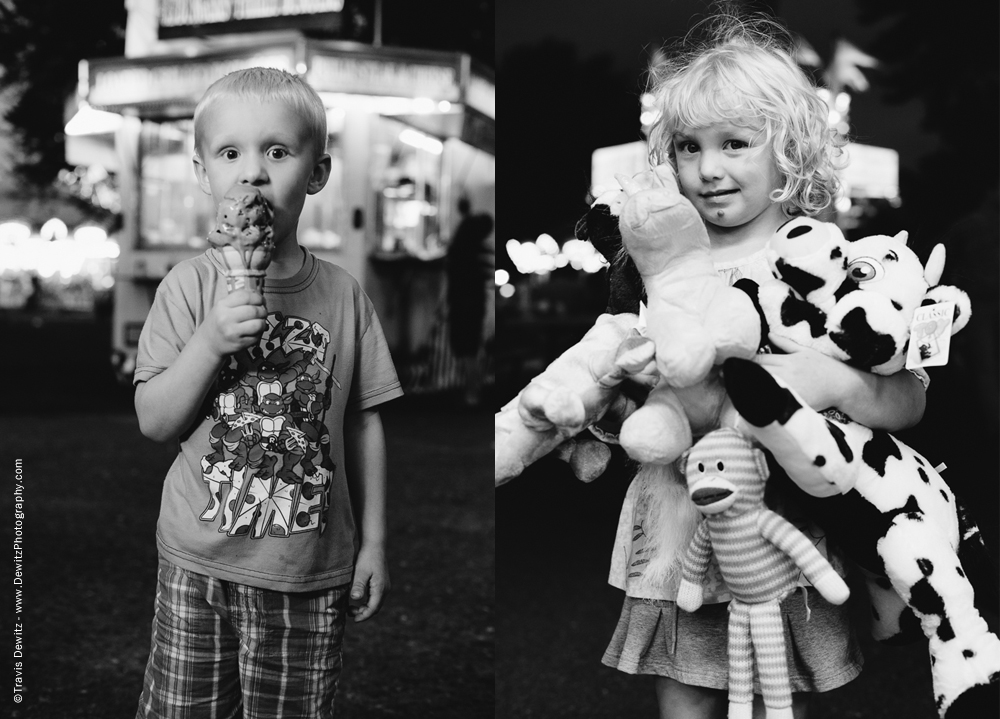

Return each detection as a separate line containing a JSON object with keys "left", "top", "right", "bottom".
{"left": 135, "top": 555, "right": 350, "bottom": 719}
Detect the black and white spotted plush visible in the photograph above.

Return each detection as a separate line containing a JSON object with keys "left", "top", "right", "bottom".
{"left": 724, "top": 218, "right": 998, "bottom": 718}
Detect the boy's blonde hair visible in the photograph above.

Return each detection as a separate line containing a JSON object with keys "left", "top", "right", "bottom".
{"left": 646, "top": 11, "right": 844, "bottom": 216}
{"left": 193, "top": 67, "right": 328, "bottom": 159}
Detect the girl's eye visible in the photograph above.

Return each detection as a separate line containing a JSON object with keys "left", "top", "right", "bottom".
{"left": 675, "top": 141, "right": 697, "bottom": 155}
{"left": 725, "top": 139, "right": 748, "bottom": 150}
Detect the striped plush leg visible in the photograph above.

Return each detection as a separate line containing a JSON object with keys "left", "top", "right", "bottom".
{"left": 749, "top": 601, "right": 794, "bottom": 719}
{"left": 727, "top": 600, "right": 754, "bottom": 719}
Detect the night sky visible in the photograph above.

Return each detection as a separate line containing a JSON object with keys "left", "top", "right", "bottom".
{"left": 498, "top": 0, "right": 937, "bottom": 172}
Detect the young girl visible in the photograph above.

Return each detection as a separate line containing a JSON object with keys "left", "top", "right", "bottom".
{"left": 598, "top": 12, "right": 928, "bottom": 719}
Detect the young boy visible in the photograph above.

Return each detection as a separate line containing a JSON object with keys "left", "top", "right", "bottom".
{"left": 132, "top": 67, "right": 403, "bottom": 718}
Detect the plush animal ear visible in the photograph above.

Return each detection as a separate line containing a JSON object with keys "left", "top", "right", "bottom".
{"left": 924, "top": 244, "right": 946, "bottom": 286}
{"left": 893, "top": 230, "right": 909, "bottom": 246}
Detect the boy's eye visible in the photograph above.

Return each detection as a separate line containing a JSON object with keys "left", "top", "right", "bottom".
{"left": 223, "top": 149, "right": 239, "bottom": 160}
{"left": 268, "top": 148, "right": 289, "bottom": 160}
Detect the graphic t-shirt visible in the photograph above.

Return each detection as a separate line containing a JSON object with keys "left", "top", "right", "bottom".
{"left": 135, "top": 248, "right": 403, "bottom": 591}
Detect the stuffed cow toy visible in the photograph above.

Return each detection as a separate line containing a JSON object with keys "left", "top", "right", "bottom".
{"left": 724, "top": 217, "right": 999, "bottom": 718}
{"left": 677, "top": 427, "right": 849, "bottom": 719}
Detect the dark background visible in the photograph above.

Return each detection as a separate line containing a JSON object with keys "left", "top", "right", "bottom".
{"left": 496, "top": 1, "right": 999, "bottom": 717}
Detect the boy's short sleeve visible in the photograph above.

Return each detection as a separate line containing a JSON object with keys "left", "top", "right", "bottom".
{"left": 349, "top": 298, "right": 403, "bottom": 411}
{"left": 134, "top": 272, "right": 196, "bottom": 386}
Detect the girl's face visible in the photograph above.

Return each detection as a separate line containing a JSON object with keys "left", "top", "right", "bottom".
{"left": 672, "top": 122, "right": 785, "bottom": 234}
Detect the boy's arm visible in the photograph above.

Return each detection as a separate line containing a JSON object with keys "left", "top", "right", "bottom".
{"left": 758, "top": 333, "right": 925, "bottom": 432}
{"left": 344, "top": 407, "right": 390, "bottom": 622}
{"left": 135, "top": 290, "right": 266, "bottom": 442}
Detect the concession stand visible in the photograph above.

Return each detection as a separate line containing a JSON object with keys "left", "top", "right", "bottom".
{"left": 69, "top": 0, "right": 495, "bottom": 384}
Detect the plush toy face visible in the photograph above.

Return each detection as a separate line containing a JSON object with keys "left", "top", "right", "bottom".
{"left": 844, "top": 233, "right": 931, "bottom": 321}
{"left": 684, "top": 428, "right": 768, "bottom": 516}
{"left": 761, "top": 217, "right": 971, "bottom": 375}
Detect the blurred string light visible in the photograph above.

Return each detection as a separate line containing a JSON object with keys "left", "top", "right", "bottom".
{"left": 0, "top": 221, "right": 119, "bottom": 285}
{"left": 816, "top": 87, "right": 852, "bottom": 137}
{"left": 40, "top": 218, "right": 69, "bottom": 241}
{"left": 639, "top": 92, "right": 660, "bottom": 132}
{"left": 495, "top": 268, "right": 515, "bottom": 298}
{"left": 0, "top": 221, "right": 31, "bottom": 243}
{"left": 505, "top": 234, "right": 609, "bottom": 276}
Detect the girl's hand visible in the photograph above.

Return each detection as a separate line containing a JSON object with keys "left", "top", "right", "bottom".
{"left": 349, "top": 544, "right": 390, "bottom": 623}
{"left": 200, "top": 290, "right": 267, "bottom": 358}
{"left": 754, "top": 333, "right": 847, "bottom": 411}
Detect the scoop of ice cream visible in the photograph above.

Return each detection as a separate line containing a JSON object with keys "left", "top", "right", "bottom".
{"left": 207, "top": 185, "right": 274, "bottom": 271}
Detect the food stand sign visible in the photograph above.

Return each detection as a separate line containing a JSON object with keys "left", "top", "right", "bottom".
{"left": 308, "top": 52, "right": 461, "bottom": 100}
{"left": 159, "top": 0, "right": 346, "bottom": 38}
{"left": 466, "top": 72, "right": 494, "bottom": 120}
{"left": 85, "top": 49, "right": 296, "bottom": 111}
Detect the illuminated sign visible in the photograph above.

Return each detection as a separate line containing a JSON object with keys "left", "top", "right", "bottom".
{"left": 840, "top": 143, "right": 899, "bottom": 200}
{"left": 591, "top": 142, "right": 648, "bottom": 193}
{"left": 87, "top": 52, "right": 295, "bottom": 109}
{"left": 159, "top": 0, "right": 346, "bottom": 38}
{"left": 466, "top": 74, "right": 495, "bottom": 120}
{"left": 308, "top": 54, "right": 460, "bottom": 100}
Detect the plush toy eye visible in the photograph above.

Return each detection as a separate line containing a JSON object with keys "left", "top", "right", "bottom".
{"left": 847, "top": 256, "right": 885, "bottom": 283}
{"left": 697, "top": 462, "right": 705, "bottom": 473}
{"left": 717, "top": 461, "right": 725, "bottom": 471}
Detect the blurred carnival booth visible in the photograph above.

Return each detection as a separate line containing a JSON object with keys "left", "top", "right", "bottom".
{"left": 64, "top": 0, "right": 495, "bottom": 393}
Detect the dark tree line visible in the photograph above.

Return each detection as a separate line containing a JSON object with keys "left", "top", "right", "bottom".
{"left": 500, "top": 38, "right": 640, "bottom": 250}
{"left": 0, "top": 0, "right": 127, "bottom": 187}
{"left": 856, "top": 0, "right": 999, "bottom": 241}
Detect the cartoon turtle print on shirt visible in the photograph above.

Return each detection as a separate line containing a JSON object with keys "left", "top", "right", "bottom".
{"left": 200, "top": 311, "right": 339, "bottom": 539}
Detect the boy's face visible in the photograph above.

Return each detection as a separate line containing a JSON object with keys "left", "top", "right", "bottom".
{"left": 671, "top": 121, "right": 784, "bottom": 233}
{"left": 193, "top": 98, "right": 330, "bottom": 246}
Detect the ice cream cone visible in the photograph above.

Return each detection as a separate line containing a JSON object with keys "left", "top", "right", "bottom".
{"left": 207, "top": 185, "right": 274, "bottom": 294}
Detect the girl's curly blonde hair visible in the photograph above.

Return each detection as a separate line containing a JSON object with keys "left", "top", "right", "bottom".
{"left": 645, "top": 9, "right": 845, "bottom": 217}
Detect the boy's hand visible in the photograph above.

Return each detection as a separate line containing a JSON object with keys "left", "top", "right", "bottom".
{"left": 755, "top": 333, "right": 846, "bottom": 411}
{"left": 349, "top": 544, "right": 390, "bottom": 623}
{"left": 201, "top": 290, "right": 267, "bottom": 358}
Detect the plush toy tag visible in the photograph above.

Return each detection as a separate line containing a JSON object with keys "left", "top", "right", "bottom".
{"left": 905, "top": 301, "right": 954, "bottom": 369}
